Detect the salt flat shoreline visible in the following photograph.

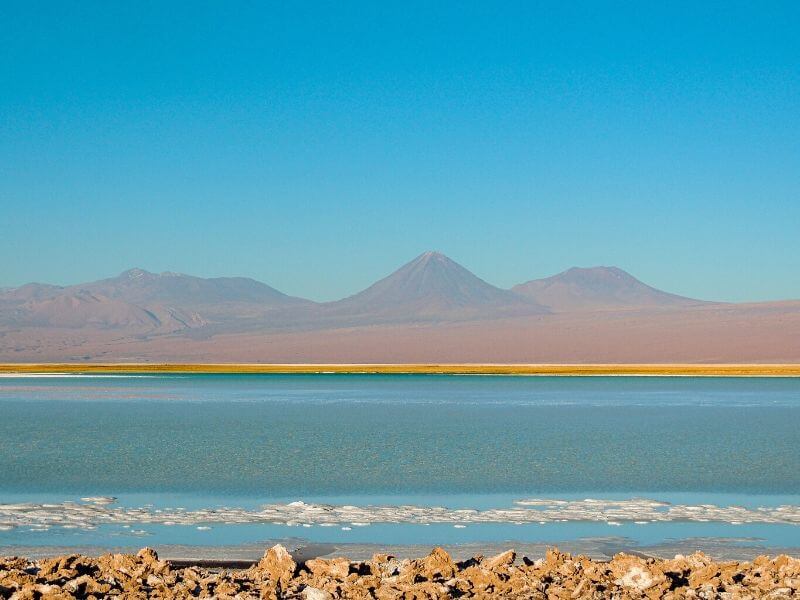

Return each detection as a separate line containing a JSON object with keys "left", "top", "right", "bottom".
{"left": 2, "top": 362, "right": 800, "bottom": 376}
{"left": 6, "top": 538, "right": 800, "bottom": 564}
{"left": 3, "top": 545, "right": 800, "bottom": 598}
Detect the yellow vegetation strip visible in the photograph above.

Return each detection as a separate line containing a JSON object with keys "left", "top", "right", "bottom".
{"left": 1, "top": 363, "right": 800, "bottom": 376}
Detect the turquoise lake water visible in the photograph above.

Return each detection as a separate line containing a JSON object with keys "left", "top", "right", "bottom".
{"left": 1, "top": 374, "right": 799, "bottom": 555}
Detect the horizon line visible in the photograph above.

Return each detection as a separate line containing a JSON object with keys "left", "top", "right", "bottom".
{"left": 2, "top": 363, "right": 800, "bottom": 376}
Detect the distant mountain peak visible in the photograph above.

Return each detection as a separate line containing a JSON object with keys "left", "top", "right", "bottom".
{"left": 120, "top": 268, "right": 193, "bottom": 280}
{"left": 53, "top": 267, "right": 310, "bottom": 312}
{"left": 120, "top": 268, "right": 155, "bottom": 280}
{"left": 396, "top": 251, "right": 479, "bottom": 285}
{"left": 559, "top": 266, "right": 638, "bottom": 283}
{"left": 416, "top": 250, "right": 446, "bottom": 261}
{"left": 403, "top": 250, "right": 455, "bottom": 271}
{"left": 329, "top": 251, "right": 547, "bottom": 322}
{"left": 566, "top": 265, "right": 625, "bottom": 275}
{"left": 513, "top": 266, "right": 702, "bottom": 311}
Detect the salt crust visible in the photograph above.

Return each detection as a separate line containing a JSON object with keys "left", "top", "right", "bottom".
{"left": 1, "top": 497, "right": 799, "bottom": 532}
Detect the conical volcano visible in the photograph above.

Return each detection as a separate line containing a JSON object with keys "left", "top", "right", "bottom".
{"left": 326, "top": 251, "right": 547, "bottom": 323}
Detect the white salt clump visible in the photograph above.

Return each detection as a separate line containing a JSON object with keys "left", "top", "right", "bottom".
{"left": 1, "top": 496, "right": 799, "bottom": 530}
{"left": 616, "top": 566, "right": 656, "bottom": 590}
{"left": 80, "top": 496, "right": 116, "bottom": 504}
{"left": 304, "top": 586, "right": 333, "bottom": 600}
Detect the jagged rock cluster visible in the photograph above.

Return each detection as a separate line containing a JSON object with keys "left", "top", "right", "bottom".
{"left": 2, "top": 545, "right": 800, "bottom": 599}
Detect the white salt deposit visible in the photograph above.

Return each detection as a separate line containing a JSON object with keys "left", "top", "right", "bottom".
{"left": 0, "top": 497, "right": 798, "bottom": 532}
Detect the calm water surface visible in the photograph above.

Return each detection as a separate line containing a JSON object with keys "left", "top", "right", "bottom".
{"left": 1, "top": 374, "right": 799, "bottom": 554}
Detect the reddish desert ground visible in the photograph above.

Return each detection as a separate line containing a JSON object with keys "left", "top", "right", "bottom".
{"left": 2, "top": 301, "right": 800, "bottom": 364}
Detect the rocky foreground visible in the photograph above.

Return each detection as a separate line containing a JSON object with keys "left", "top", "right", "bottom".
{"left": 2, "top": 545, "right": 800, "bottom": 599}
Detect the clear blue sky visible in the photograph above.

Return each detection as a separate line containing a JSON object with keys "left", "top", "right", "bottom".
{"left": 1, "top": 1, "right": 798, "bottom": 302}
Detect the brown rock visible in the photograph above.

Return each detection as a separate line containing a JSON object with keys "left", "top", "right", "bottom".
{"left": 4, "top": 546, "right": 800, "bottom": 598}
{"left": 368, "top": 553, "right": 399, "bottom": 578}
{"left": 305, "top": 557, "right": 351, "bottom": 580}
{"left": 63, "top": 574, "right": 111, "bottom": 596}
{"left": 484, "top": 549, "right": 516, "bottom": 571}
{"left": 37, "top": 554, "right": 86, "bottom": 579}
{"left": 610, "top": 554, "right": 667, "bottom": 594}
{"left": 253, "top": 543, "right": 297, "bottom": 589}
{"left": 416, "top": 547, "right": 456, "bottom": 581}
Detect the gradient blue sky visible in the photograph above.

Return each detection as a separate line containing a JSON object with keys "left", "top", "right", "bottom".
{"left": 2, "top": 1, "right": 798, "bottom": 302}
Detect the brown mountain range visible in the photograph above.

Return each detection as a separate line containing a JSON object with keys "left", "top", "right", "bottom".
{"left": 2, "top": 252, "right": 799, "bottom": 362}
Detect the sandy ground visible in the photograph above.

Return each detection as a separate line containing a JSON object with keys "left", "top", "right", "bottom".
{"left": 2, "top": 302, "right": 800, "bottom": 363}
{"left": 2, "top": 362, "right": 800, "bottom": 375}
